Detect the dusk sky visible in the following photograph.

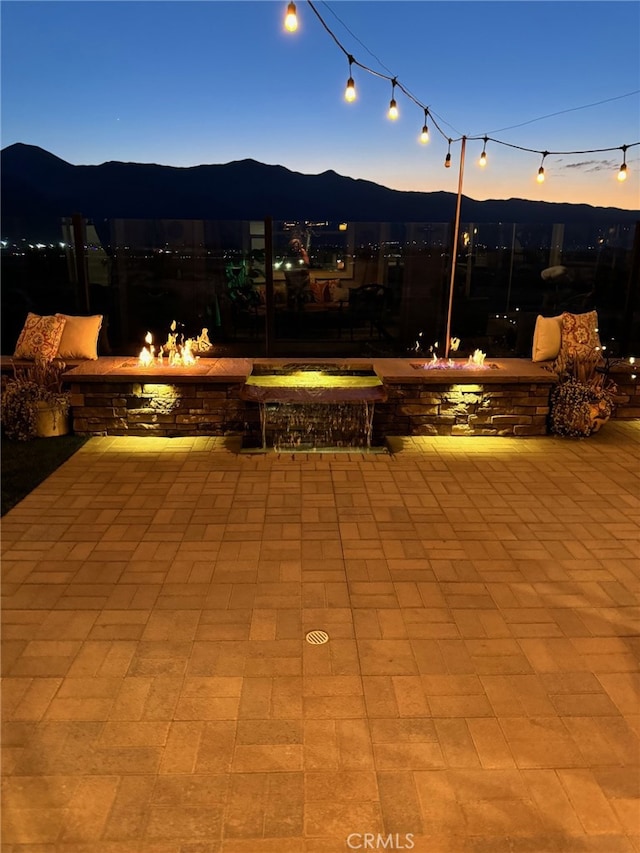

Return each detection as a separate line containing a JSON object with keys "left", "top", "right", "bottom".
{"left": 2, "top": 1, "right": 639, "bottom": 210}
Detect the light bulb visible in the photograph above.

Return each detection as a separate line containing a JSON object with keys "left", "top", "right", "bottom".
{"left": 420, "top": 125, "right": 429, "bottom": 144}
{"left": 479, "top": 150, "right": 487, "bottom": 167}
{"left": 618, "top": 163, "right": 628, "bottom": 182}
{"left": 445, "top": 153, "right": 451, "bottom": 168}
{"left": 284, "top": 2, "right": 297, "bottom": 32}
{"left": 388, "top": 98, "right": 398, "bottom": 120}
{"left": 345, "top": 77, "right": 356, "bottom": 102}
{"left": 537, "top": 166, "right": 545, "bottom": 183}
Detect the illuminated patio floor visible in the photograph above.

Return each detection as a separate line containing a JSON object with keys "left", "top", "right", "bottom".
{"left": 1, "top": 422, "right": 639, "bottom": 852}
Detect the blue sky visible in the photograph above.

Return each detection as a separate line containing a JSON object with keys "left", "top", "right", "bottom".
{"left": 1, "top": 1, "right": 639, "bottom": 209}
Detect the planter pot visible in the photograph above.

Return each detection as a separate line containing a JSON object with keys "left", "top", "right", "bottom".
{"left": 35, "top": 402, "right": 70, "bottom": 438}
{"left": 588, "top": 399, "right": 612, "bottom": 434}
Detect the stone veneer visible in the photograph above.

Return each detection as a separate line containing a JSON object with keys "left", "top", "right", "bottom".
{"left": 62, "top": 357, "right": 639, "bottom": 441}
{"left": 374, "top": 381, "right": 551, "bottom": 437}
{"left": 70, "top": 379, "right": 251, "bottom": 439}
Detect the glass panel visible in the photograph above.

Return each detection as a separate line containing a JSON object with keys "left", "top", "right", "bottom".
{"left": 2, "top": 218, "right": 637, "bottom": 359}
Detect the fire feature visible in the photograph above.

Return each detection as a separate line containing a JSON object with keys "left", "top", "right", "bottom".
{"left": 137, "top": 322, "right": 211, "bottom": 367}
{"left": 413, "top": 336, "right": 493, "bottom": 370}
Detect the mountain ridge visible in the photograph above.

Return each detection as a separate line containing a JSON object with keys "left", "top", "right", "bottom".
{"left": 2, "top": 142, "right": 638, "bottom": 242}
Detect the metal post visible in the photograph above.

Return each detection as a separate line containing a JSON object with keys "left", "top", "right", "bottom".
{"left": 621, "top": 220, "right": 640, "bottom": 356}
{"left": 71, "top": 213, "right": 90, "bottom": 313}
{"left": 445, "top": 136, "right": 466, "bottom": 358}
{"left": 506, "top": 222, "right": 516, "bottom": 311}
{"left": 264, "top": 216, "right": 274, "bottom": 357}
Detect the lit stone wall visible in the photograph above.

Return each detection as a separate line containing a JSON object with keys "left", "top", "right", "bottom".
{"left": 374, "top": 382, "right": 552, "bottom": 438}
{"left": 610, "top": 368, "right": 640, "bottom": 418}
{"left": 68, "top": 372, "right": 639, "bottom": 440}
{"left": 70, "top": 381, "right": 254, "bottom": 438}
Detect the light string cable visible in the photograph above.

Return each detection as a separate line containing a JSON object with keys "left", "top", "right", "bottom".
{"left": 302, "top": 0, "right": 639, "bottom": 175}
{"left": 306, "top": 0, "right": 455, "bottom": 141}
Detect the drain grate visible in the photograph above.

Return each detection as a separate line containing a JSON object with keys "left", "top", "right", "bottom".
{"left": 305, "top": 630, "right": 329, "bottom": 645}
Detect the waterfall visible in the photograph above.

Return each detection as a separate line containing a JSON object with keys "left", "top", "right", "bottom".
{"left": 258, "top": 401, "right": 376, "bottom": 450}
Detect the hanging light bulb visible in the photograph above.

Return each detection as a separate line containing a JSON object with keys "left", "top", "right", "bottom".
{"left": 420, "top": 108, "right": 430, "bottom": 144}
{"left": 284, "top": 2, "right": 297, "bottom": 32}
{"left": 444, "top": 139, "right": 452, "bottom": 168}
{"left": 388, "top": 79, "right": 398, "bottom": 120}
{"left": 537, "top": 152, "right": 548, "bottom": 183}
{"left": 479, "top": 136, "right": 488, "bottom": 167}
{"left": 345, "top": 56, "right": 356, "bottom": 102}
{"left": 618, "top": 145, "right": 628, "bottom": 181}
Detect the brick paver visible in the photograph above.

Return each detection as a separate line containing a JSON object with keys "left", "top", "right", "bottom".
{"left": 2, "top": 423, "right": 639, "bottom": 851}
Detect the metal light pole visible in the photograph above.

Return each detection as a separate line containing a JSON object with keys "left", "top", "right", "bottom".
{"left": 445, "top": 135, "right": 466, "bottom": 359}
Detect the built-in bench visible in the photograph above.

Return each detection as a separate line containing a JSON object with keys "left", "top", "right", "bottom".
{"left": 0, "top": 357, "right": 87, "bottom": 376}
{"left": 3, "top": 355, "right": 637, "bottom": 440}
{"left": 57, "top": 356, "right": 561, "bottom": 439}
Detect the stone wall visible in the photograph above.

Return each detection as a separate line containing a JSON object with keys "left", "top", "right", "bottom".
{"left": 70, "top": 380, "right": 255, "bottom": 438}
{"left": 611, "top": 368, "right": 640, "bottom": 418}
{"left": 375, "top": 382, "right": 551, "bottom": 438}
{"left": 69, "top": 371, "right": 638, "bottom": 441}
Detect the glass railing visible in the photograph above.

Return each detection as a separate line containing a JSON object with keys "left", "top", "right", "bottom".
{"left": 2, "top": 217, "right": 637, "bottom": 359}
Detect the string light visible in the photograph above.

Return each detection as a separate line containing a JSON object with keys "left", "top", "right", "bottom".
{"left": 285, "top": 1, "right": 638, "bottom": 184}
{"left": 537, "top": 152, "right": 548, "bottom": 183}
{"left": 345, "top": 55, "right": 356, "bottom": 102}
{"left": 284, "top": 2, "right": 297, "bottom": 32}
{"left": 479, "top": 136, "right": 488, "bottom": 167}
{"left": 388, "top": 78, "right": 398, "bottom": 120}
{"left": 420, "top": 108, "right": 430, "bottom": 144}
{"left": 618, "top": 145, "right": 628, "bottom": 181}
{"left": 445, "top": 139, "right": 452, "bottom": 168}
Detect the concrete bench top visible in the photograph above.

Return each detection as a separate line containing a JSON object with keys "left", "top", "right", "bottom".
{"left": 39, "top": 356, "right": 560, "bottom": 386}
{"left": 1, "top": 356, "right": 87, "bottom": 374}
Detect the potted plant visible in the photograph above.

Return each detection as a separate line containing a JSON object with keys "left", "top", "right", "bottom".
{"left": 1, "top": 359, "right": 72, "bottom": 441}
{"left": 549, "top": 351, "right": 618, "bottom": 437}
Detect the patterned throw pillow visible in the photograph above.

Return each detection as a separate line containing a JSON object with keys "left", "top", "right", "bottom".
{"left": 552, "top": 311, "right": 601, "bottom": 376}
{"left": 326, "top": 280, "right": 351, "bottom": 303}
{"left": 55, "top": 314, "right": 103, "bottom": 359}
{"left": 311, "top": 279, "right": 348, "bottom": 303}
{"left": 309, "top": 279, "right": 328, "bottom": 303}
{"left": 13, "top": 312, "right": 67, "bottom": 361}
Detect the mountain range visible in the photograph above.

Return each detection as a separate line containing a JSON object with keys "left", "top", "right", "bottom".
{"left": 2, "top": 142, "right": 638, "bottom": 242}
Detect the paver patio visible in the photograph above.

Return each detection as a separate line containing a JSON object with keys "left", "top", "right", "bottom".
{"left": 1, "top": 422, "right": 639, "bottom": 852}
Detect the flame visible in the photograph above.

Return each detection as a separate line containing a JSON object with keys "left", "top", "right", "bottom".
{"left": 168, "top": 339, "right": 197, "bottom": 366}
{"left": 138, "top": 331, "right": 156, "bottom": 366}
{"left": 138, "top": 323, "right": 210, "bottom": 367}
{"left": 139, "top": 346, "right": 153, "bottom": 366}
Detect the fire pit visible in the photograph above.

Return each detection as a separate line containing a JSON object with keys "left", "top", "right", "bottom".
{"left": 138, "top": 322, "right": 212, "bottom": 368}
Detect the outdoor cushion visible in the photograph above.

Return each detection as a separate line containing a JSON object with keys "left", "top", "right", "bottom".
{"left": 531, "top": 314, "right": 563, "bottom": 362}
{"left": 13, "top": 312, "right": 67, "bottom": 361}
{"left": 325, "top": 279, "right": 350, "bottom": 303}
{"left": 552, "top": 310, "right": 601, "bottom": 375}
{"left": 55, "top": 313, "right": 103, "bottom": 360}
{"left": 309, "top": 279, "right": 330, "bottom": 303}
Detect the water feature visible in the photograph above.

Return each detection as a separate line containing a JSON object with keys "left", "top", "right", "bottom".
{"left": 240, "top": 362, "right": 387, "bottom": 450}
